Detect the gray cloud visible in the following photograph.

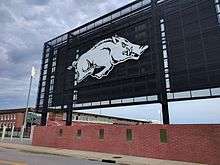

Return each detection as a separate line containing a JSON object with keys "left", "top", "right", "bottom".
{"left": 0, "top": 7, "right": 14, "bottom": 23}
{"left": 25, "top": 0, "right": 50, "bottom": 6}
{"left": 0, "top": 0, "right": 132, "bottom": 109}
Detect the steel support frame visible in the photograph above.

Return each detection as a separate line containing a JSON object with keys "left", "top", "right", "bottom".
{"left": 38, "top": 0, "right": 220, "bottom": 126}
{"left": 66, "top": 107, "right": 73, "bottom": 126}
{"left": 39, "top": 0, "right": 171, "bottom": 126}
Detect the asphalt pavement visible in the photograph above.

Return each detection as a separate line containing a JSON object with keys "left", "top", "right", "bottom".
{"left": 0, "top": 147, "right": 113, "bottom": 165}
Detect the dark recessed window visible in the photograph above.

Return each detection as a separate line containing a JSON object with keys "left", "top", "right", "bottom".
{"left": 76, "top": 129, "right": 82, "bottom": 138}
{"left": 99, "top": 129, "right": 104, "bottom": 139}
{"left": 58, "top": 129, "right": 63, "bottom": 136}
{"left": 126, "top": 129, "right": 133, "bottom": 141}
{"left": 160, "top": 129, "right": 168, "bottom": 143}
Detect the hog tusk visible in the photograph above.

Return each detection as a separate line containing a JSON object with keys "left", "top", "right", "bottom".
{"left": 141, "top": 45, "right": 149, "bottom": 50}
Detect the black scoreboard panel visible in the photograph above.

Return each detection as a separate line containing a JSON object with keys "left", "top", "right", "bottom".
{"left": 161, "top": 0, "right": 220, "bottom": 92}
{"left": 52, "top": 7, "right": 163, "bottom": 104}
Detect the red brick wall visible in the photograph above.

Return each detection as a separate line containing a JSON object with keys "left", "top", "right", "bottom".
{"left": 15, "top": 112, "right": 24, "bottom": 128}
{"left": 32, "top": 124, "right": 220, "bottom": 165}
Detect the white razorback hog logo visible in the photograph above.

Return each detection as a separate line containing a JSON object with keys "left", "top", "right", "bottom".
{"left": 67, "top": 35, "right": 148, "bottom": 83}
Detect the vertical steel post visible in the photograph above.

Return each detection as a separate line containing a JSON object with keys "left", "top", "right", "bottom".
{"left": 40, "top": 44, "right": 53, "bottom": 126}
{"left": 66, "top": 33, "right": 73, "bottom": 126}
{"left": 151, "top": 0, "right": 170, "bottom": 124}
{"left": 41, "top": 111, "right": 47, "bottom": 126}
{"left": 66, "top": 108, "right": 72, "bottom": 126}
{"left": 160, "top": 93, "right": 170, "bottom": 124}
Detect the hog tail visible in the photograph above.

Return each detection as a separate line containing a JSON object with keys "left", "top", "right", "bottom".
{"left": 67, "top": 61, "right": 77, "bottom": 70}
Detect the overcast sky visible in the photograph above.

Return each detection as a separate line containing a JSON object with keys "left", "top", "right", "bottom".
{"left": 0, "top": 0, "right": 219, "bottom": 124}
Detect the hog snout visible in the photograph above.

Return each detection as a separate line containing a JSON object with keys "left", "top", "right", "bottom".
{"left": 130, "top": 45, "right": 148, "bottom": 59}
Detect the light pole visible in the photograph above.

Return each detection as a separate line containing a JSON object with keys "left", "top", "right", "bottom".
{"left": 20, "top": 67, "right": 35, "bottom": 140}
{"left": 159, "top": 109, "right": 162, "bottom": 124}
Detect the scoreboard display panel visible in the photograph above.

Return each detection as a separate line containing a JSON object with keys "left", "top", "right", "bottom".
{"left": 161, "top": 0, "right": 220, "bottom": 92}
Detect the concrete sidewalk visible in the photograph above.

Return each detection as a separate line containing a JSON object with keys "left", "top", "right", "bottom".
{"left": 0, "top": 143, "right": 205, "bottom": 165}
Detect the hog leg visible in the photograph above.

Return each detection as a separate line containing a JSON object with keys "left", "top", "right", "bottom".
{"left": 78, "top": 67, "right": 95, "bottom": 82}
{"left": 103, "top": 65, "right": 113, "bottom": 76}
{"left": 94, "top": 63, "right": 112, "bottom": 79}
{"left": 77, "top": 59, "right": 96, "bottom": 82}
{"left": 77, "top": 68, "right": 86, "bottom": 82}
